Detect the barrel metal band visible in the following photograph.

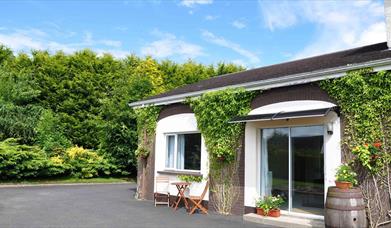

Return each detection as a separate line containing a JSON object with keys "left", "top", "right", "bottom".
{"left": 327, "top": 192, "right": 364, "bottom": 199}
{"left": 326, "top": 204, "right": 366, "bottom": 211}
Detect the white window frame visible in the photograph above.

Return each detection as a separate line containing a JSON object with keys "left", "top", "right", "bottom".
{"left": 259, "top": 124, "right": 325, "bottom": 220}
{"left": 165, "top": 132, "right": 201, "bottom": 172}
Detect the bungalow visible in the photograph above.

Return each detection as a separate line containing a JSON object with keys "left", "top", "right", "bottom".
{"left": 130, "top": 40, "right": 391, "bottom": 219}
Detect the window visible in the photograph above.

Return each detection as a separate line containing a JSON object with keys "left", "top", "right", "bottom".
{"left": 165, "top": 133, "right": 201, "bottom": 171}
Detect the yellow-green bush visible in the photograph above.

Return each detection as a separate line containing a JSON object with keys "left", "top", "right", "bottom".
{"left": 0, "top": 138, "right": 68, "bottom": 179}
{"left": 65, "top": 146, "right": 116, "bottom": 178}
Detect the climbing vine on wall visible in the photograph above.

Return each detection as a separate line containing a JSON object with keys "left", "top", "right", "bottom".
{"left": 188, "top": 88, "right": 256, "bottom": 214}
{"left": 134, "top": 106, "right": 160, "bottom": 159}
{"left": 320, "top": 69, "right": 391, "bottom": 227}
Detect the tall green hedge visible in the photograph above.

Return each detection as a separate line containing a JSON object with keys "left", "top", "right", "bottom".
{"left": 0, "top": 45, "right": 245, "bottom": 176}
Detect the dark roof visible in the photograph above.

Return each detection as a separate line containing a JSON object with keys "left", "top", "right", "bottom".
{"left": 139, "top": 42, "right": 391, "bottom": 103}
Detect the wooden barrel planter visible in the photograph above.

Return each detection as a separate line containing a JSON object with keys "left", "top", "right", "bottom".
{"left": 325, "top": 187, "right": 367, "bottom": 228}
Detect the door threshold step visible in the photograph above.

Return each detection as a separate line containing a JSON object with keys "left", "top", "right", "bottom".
{"left": 243, "top": 213, "right": 324, "bottom": 228}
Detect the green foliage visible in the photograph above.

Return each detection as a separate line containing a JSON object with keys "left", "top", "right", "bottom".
{"left": 0, "top": 103, "right": 44, "bottom": 144}
{"left": 188, "top": 88, "right": 255, "bottom": 215}
{"left": 0, "top": 45, "right": 14, "bottom": 65}
{"left": 335, "top": 164, "right": 358, "bottom": 186}
{"left": 36, "top": 110, "right": 71, "bottom": 155}
{"left": 0, "top": 139, "right": 118, "bottom": 180}
{"left": 188, "top": 88, "right": 255, "bottom": 163}
{"left": 0, "top": 138, "right": 68, "bottom": 180}
{"left": 0, "top": 45, "right": 245, "bottom": 177}
{"left": 65, "top": 146, "right": 117, "bottom": 178}
{"left": 0, "top": 68, "right": 41, "bottom": 105}
{"left": 320, "top": 69, "right": 390, "bottom": 174}
{"left": 177, "top": 175, "right": 203, "bottom": 183}
{"left": 255, "top": 195, "right": 284, "bottom": 214}
{"left": 134, "top": 106, "right": 160, "bottom": 159}
{"left": 351, "top": 142, "right": 383, "bottom": 173}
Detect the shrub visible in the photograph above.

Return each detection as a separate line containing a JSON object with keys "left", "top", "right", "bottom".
{"left": 0, "top": 103, "right": 44, "bottom": 144}
{"left": 0, "top": 138, "right": 68, "bottom": 179}
{"left": 36, "top": 110, "right": 71, "bottom": 156}
{"left": 65, "top": 146, "right": 117, "bottom": 178}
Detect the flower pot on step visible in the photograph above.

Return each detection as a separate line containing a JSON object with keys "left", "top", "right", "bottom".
{"left": 256, "top": 208, "right": 281, "bottom": 217}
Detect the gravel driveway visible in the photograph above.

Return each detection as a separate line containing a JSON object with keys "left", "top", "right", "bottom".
{"left": 0, "top": 183, "right": 271, "bottom": 228}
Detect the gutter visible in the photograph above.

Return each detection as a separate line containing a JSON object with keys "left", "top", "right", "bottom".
{"left": 129, "top": 58, "right": 391, "bottom": 108}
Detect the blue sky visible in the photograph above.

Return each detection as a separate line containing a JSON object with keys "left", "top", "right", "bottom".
{"left": 0, "top": 0, "right": 386, "bottom": 68}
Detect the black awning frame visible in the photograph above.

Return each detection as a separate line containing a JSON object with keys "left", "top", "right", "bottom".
{"left": 229, "top": 107, "right": 339, "bottom": 123}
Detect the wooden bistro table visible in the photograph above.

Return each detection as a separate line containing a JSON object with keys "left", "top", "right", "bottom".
{"left": 171, "top": 182, "right": 191, "bottom": 211}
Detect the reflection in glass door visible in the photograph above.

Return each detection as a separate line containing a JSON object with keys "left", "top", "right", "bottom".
{"left": 261, "top": 125, "right": 324, "bottom": 215}
{"left": 261, "top": 128, "right": 289, "bottom": 210}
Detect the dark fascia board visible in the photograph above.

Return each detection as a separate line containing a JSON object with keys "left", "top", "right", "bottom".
{"left": 129, "top": 58, "right": 391, "bottom": 108}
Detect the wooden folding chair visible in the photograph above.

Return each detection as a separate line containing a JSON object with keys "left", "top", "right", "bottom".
{"left": 188, "top": 180, "right": 209, "bottom": 215}
{"left": 154, "top": 176, "right": 170, "bottom": 207}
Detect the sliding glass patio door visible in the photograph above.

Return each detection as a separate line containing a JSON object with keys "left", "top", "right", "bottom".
{"left": 261, "top": 125, "right": 324, "bottom": 215}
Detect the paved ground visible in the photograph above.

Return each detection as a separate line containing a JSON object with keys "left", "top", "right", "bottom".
{"left": 0, "top": 183, "right": 273, "bottom": 228}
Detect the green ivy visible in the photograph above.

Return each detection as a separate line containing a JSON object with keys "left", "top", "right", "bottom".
{"left": 187, "top": 88, "right": 256, "bottom": 214}
{"left": 320, "top": 69, "right": 390, "bottom": 173}
{"left": 134, "top": 106, "right": 160, "bottom": 158}
{"left": 188, "top": 88, "right": 256, "bottom": 163}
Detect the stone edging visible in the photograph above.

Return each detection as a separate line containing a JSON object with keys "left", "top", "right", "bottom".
{"left": 0, "top": 182, "right": 133, "bottom": 188}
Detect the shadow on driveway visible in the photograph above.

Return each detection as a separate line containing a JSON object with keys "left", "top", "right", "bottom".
{"left": 0, "top": 183, "right": 273, "bottom": 228}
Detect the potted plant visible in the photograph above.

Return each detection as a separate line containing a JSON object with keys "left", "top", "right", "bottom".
{"left": 255, "top": 195, "right": 284, "bottom": 217}
{"left": 335, "top": 164, "right": 358, "bottom": 189}
{"left": 178, "top": 175, "right": 203, "bottom": 183}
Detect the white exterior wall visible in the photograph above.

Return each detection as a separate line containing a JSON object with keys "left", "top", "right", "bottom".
{"left": 244, "top": 101, "right": 341, "bottom": 208}
{"left": 154, "top": 113, "right": 209, "bottom": 200}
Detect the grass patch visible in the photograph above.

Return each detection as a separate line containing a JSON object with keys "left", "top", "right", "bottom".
{"left": 0, "top": 176, "right": 135, "bottom": 185}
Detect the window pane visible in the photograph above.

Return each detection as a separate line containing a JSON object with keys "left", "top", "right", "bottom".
{"left": 166, "top": 135, "right": 175, "bottom": 168}
{"left": 182, "top": 133, "right": 201, "bottom": 170}
{"left": 177, "top": 135, "right": 185, "bottom": 169}
{"left": 261, "top": 128, "right": 289, "bottom": 210}
{"left": 291, "top": 126, "right": 324, "bottom": 215}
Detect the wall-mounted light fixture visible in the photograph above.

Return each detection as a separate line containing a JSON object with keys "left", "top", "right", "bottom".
{"left": 327, "top": 122, "right": 334, "bottom": 135}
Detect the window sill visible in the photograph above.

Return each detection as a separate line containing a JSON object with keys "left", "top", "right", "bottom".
{"left": 157, "top": 170, "right": 202, "bottom": 177}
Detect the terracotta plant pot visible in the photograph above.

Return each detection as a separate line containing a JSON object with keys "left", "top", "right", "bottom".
{"left": 256, "top": 208, "right": 266, "bottom": 216}
{"left": 268, "top": 209, "right": 281, "bottom": 217}
{"left": 335, "top": 181, "right": 352, "bottom": 189}
{"left": 256, "top": 208, "right": 281, "bottom": 217}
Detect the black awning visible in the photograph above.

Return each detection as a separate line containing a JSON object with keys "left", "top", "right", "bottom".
{"left": 230, "top": 107, "right": 338, "bottom": 123}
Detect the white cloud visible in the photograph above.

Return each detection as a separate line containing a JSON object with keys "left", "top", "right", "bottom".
{"left": 232, "top": 19, "right": 246, "bottom": 29}
{"left": 180, "top": 0, "right": 213, "bottom": 7}
{"left": 232, "top": 59, "right": 247, "bottom": 67}
{"left": 0, "top": 32, "right": 44, "bottom": 50}
{"left": 258, "top": 0, "right": 386, "bottom": 59}
{"left": 205, "top": 15, "right": 218, "bottom": 21}
{"left": 141, "top": 30, "right": 204, "bottom": 59}
{"left": 15, "top": 28, "right": 47, "bottom": 37}
{"left": 0, "top": 28, "right": 129, "bottom": 58}
{"left": 201, "top": 30, "right": 260, "bottom": 65}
